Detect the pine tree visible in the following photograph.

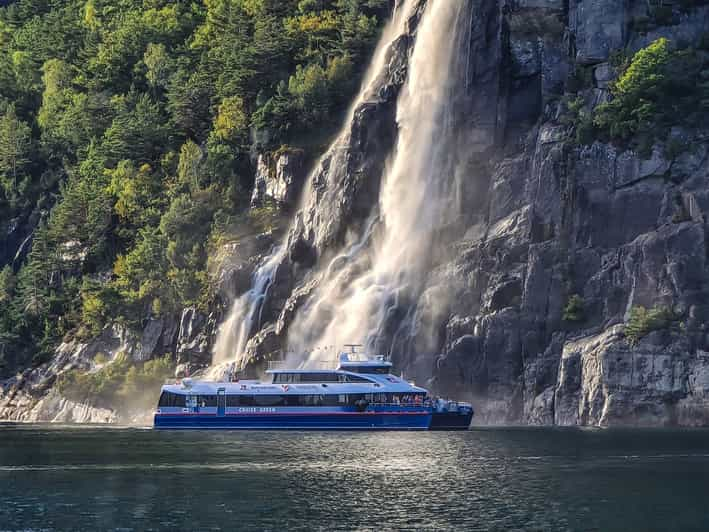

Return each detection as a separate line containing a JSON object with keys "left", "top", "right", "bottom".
{"left": 0, "top": 104, "right": 31, "bottom": 195}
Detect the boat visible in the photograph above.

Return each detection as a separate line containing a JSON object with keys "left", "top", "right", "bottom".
{"left": 153, "top": 348, "right": 473, "bottom": 430}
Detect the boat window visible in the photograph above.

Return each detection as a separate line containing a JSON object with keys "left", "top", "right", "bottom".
{"left": 158, "top": 391, "right": 186, "bottom": 407}
{"left": 368, "top": 393, "right": 426, "bottom": 404}
{"left": 300, "top": 373, "right": 340, "bottom": 382}
{"left": 320, "top": 394, "right": 340, "bottom": 406}
{"left": 272, "top": 373, "right": 298, "bottom": 384}
{"left": 254, "top": 395, "right": 285, "bottom": 407}
{"left": 346, "top": 394, "right": 365, "bottom": 405}
{"left": 227, "top": 395, "right": 253, "bottom": 406}
{"left": 185, "top": 395, "right": 198, "bottom": 408}
{"left": 199, "top": 395, "right": 218, "bottom": 407}
{"left": 297, "top": 395, "right": 324, "bottom": 406}
{"left": 342, "top": 374, "right": 371, "bottom": 383}
{"left": 226, "top": 395, "right": 288, "bottom": 406}
{"left": 345, "top": 366, "right": 391, "bottom": 374}
{"left": 273, "top": 372, "right": 343, "bottom": 383}
{"left": 223, "top": 393, "right": 417, "bottom": 407}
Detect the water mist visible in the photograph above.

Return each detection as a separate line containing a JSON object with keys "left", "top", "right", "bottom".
{"left": 286, "top": 0, "right": 470, "bottom": 365}
{"left": 210, "top": 0, "right": 421, "bottom": 374}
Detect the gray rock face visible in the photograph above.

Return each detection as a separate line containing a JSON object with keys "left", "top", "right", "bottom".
{"left": 572, "top": 0, "right": 627, "bottom": 64}
{"left": 176, "top": 307, "right": 214, "bottom": 365}
{"left": 231, "top": 0, "right": 709, "bottom": 427}
{"left": 0, "top": 316, "right": 185, "bottom": 422}
{"left": 0, "top": 326, "right": 133, "bottom": 422}
{"left": 250, "top": 149, "right": 306, "bottom": 208}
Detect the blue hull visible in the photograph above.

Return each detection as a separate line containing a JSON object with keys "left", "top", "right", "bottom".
{"left": 154, "top": 412, "right": 432, "bottom": 430}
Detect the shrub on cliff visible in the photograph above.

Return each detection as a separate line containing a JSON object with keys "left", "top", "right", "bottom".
{"left": 625, "top": 305, "right": 677, "bottom": 346}
{"left": 0, "top": 266, "right": 14, "bottom": 304}
{"left": 562, "top": 294, "right": 585, "bottom": 323}
{"left": 594, "top": 38, "right": 709, "bottom": 149}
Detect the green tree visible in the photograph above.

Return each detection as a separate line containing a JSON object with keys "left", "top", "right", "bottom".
{"left": 0, "top": 265, "right": 15, "bottom": 304}
{"left": 0, "top": 104, "right": 32, "bottom": 195}
{"left": 594, "top": 38, "right": 708, "bottom": 147}
{"left": 144, "top": 42, "right": 173, "bottom": 90}
{"left": 101, "top": 92, "right": 169, "bottom": 165}
{"left": 625, "top": 305, "right": 676, "bottom": 346}
{"left": 113, "top": 226, "right": 170, "bottom": 312}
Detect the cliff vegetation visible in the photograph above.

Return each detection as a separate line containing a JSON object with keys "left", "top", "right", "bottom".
{"left": 0, "top": 0, "right": 388, "bottom": 379}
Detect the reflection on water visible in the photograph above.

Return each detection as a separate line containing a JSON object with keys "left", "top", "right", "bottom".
{"left": 1, "top": 425, "right": 709, "bottom": 531}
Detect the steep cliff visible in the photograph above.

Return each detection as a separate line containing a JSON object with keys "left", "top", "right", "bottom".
{"left": 233, "top": 0, "right": 709, "bottom": 426}
{"left": 3, "top": 0, "right": 709, "bottom": 426}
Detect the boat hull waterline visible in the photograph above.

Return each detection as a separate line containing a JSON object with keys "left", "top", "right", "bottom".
{"left": 154, "top": 410, "right": 433, "bottom": 430}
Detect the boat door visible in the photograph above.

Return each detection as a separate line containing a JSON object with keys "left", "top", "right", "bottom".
{"left": 217, "top": 388, "right": 226, "bottom": 417}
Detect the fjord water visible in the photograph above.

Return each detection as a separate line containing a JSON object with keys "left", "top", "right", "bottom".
{"left": 2, "top": 426, "right": 709, "bottom": 531}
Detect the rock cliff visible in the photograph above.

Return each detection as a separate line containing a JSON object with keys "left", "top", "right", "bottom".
{"left": 3, "top": 0, "right": 709, "bottom": 426}
{"left": 240, "top": 0, "right": 709, "bottom": 426}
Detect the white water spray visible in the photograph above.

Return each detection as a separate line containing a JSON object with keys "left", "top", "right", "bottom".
{"left": 210, "top": 249, "right": 283, "bottom": 374}
{"left": 287, "top": 0, "right": 469, "bottom": 365}
{"left": 210, "top": 1, "right": 419, "bottom": 373}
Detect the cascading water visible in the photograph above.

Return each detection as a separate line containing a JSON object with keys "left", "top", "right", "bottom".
{"left": 210, "top": 249, "right": 283, "bottom": 373}
{"left": 285, "top": 0, "right": 471, "bottom": 366}
{"left": 210, "top": 0, "right": 419, "bottom": 374}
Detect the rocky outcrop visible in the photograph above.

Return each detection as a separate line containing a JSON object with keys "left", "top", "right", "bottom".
{"left": 0, "top": 329, "right": 129, "bottom": 422}
{"left": 250, "top": 149, "right": 306, "bottom": 209}
{"left": 175, "top": 307, "right": 219, "bottom": 366}
{"left": 0, "top": 389, "right": 116, "bottom": 423}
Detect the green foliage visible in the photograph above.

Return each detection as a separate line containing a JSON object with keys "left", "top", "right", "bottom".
{"left": 0, "top": 266, "right": 15, "bottom": 304}
{"left": 0, "top": 0, "right": 388, "bottom": 374}
{"left": 560, "top": 96, "right": 596, "bottom": 145}
{"left": 56, "top": 352, "right": 173, "bottom": 411}
{"left": 562, "top": 294, "right": 585, "bottom": 323}
{"left": 593, "top": 38, "right": 709, "bottom": 147}
{"left": 80, "top": 278, "right": 119, "bottom": 338}
{"left": 625, "top": 305, "right": 677, "bottom": 346}
{"left": 0, "top": 104, "right": 32, "bottom": 200}
{"left": 113, "top": 227, "right": 170, "bottom": 311}
{"left": 101, "top": 92, "right": 169, "bottom": 165}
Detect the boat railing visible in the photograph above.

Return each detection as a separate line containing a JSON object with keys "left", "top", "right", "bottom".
{"left": 369, "top": 400, "right": 430, "bottom": 407}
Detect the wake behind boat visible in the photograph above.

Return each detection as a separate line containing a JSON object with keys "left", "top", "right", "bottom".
{"left": 153, "top": 349, "right": 473, "bottom": 430}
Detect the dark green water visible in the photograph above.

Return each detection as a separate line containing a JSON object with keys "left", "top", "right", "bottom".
{"left": 1, "top": 425, "right": 709, "bottom": 531}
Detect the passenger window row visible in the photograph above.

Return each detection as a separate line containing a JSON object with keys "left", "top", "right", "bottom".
{"left": 158, "top": 391, "right": 426, "bottom": 408}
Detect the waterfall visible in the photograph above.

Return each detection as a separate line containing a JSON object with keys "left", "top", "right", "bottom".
{"left": 210, "top": 249, "right": 284, "bottom": 373}
{"left": 286, "top": 0, "right": 471, "bottom": 365}
{"left": 210, "top": 0, "right": 419, "bottom": 374}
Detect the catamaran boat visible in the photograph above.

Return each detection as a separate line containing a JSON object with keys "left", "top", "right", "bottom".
{"left": 153, "top": 349, "right": 473, "bottom": 430}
